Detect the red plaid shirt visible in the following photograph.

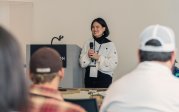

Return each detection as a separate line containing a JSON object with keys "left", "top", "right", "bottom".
{"left": 29, "top": 85, "right": 85, "bottom": 112}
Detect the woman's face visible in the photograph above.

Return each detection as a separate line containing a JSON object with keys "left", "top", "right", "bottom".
{"left": 91, "top": 22, "right": 105, "bottom": 38}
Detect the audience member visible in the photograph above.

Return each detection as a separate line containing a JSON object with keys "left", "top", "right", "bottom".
{"left": 29, "top": 47, "right": 85, "bottom": 112}
{"left": 0, "top": 26, "right": 29, "bottom": 112}
{"left": 100, "top": 24, "right": 179, "bottom": 112}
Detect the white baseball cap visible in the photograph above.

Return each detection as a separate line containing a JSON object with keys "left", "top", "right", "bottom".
{"left": 139, "top": 24, "right": 175, "bottom": 52}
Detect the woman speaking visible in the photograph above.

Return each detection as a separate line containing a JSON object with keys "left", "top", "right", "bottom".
{"left": 80, "top": 17, "right": 118, "bottom": 88}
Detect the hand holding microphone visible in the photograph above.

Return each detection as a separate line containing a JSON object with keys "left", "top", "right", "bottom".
{"left": 88, "top": 42, "right": 94, "bottom": 62}
{"left": 88, "top": 42, "right": 100, "bottom": 61}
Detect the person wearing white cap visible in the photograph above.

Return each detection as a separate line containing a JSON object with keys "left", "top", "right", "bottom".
{"left": 100, "top": 24, "right": 179, "bottom": 112}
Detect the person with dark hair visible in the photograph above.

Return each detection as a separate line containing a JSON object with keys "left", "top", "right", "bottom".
{"left": 100, "top": 25, "right": 179, "bottom": 112}
{"left": 80, "top": 17, "right": 118, "bottom": 88}
{"left": 29, "top": 47, "right": 85, "bottom": 112}
{"left": 0, "top": 26, "right": 29, "bottom": 112}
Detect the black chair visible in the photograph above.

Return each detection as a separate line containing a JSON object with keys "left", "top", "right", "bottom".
{"left": 65, "top": 98, "right": 98, "bottom": 112}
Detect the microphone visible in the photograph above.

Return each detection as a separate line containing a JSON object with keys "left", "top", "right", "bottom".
{"left": 59, "top": 35, "right": 64, "bottom": 41}
{"left": 51, "top": 35, "right": 64, "bottom": 45}
{"left": 90, "top": 42, "right": 93, "bottom": 49}
{"left": 89, "top": 42, "right": 94, "bottom": 62}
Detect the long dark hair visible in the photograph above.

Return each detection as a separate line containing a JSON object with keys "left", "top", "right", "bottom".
{"left": 91, "top": 17, "right": 110, "bottom": 38}
{"left": 0, "top": 26, "right": 29, "bottom": 112}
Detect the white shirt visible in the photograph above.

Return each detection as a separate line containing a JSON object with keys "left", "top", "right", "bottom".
{"left": 79, "top": 38, "right": 118, "bottom": 77}
{"left": 100, "top": 61, "right": 179, "bottom": 112}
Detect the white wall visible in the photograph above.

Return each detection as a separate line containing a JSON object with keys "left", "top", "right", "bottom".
{"left": 0, "top": 1, "right": 33, "bottom": 63}
{"left": 1, "top": 0, "right": 179, "bottom": 81}
{"left": 0, "top": 2, "right": 10, "bottom": 28}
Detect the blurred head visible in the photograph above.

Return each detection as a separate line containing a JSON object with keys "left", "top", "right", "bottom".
{"left": 30, "top": 47, "right": 63, "bottom": 84}
{"left": 91, "top": 17, "right": 110, "bottom": 38}
{"left": 0, "top": 26, "right": 28, "bottom": 111}
{"left": 138, "top": 24, "right": 176, "bottom": 68}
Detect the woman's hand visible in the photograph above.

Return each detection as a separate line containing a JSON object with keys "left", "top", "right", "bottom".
{"left": 88, "top": 49, "right": 95, "bottom": 57}
{"left": 88, "top": 49, "right": 100, "bottom": 60}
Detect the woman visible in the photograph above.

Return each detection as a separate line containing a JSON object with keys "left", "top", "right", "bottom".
{"left": 0, "top": 26, "right": 29, "bottom": 112}
{"left": 80, "top": 18, "right": 118, "bottom": 88}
